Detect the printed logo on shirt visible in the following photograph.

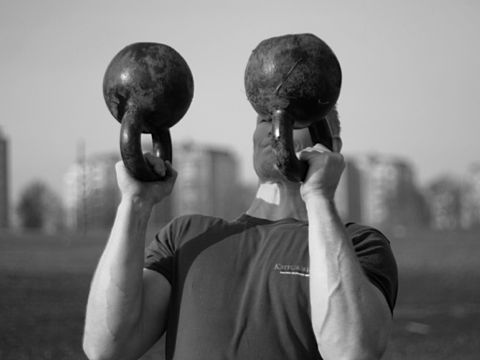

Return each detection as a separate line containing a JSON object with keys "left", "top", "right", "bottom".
{"left": 274, "top": 263, "right": 310, "bottom": 277}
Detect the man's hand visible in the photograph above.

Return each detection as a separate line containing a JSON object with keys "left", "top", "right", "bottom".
{"left": 116, "top": 153, "right": 177, "bottom": 207}
{"left": 298, "top": 144, "right": 345, "bottom": 202}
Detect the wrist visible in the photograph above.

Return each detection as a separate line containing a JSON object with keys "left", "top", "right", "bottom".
{"left": 120, "top": 195, "right": 155, "bottom": 214}
{"left": 304, "top": 194, "right": 337, "bottom": 217}
{"left": 302, "top": 190, "right": 335, "bottom": 205}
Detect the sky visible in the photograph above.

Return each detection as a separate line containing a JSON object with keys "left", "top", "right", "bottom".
{"left": 1, "top": 0, "right": 479, "bottom": 204}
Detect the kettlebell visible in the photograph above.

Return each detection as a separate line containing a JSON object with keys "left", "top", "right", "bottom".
{"left": 103, "top": 42, "right": 194, "bottom": 181}
{"left": 245, "top": 33, "right": 342, "bottom": 182}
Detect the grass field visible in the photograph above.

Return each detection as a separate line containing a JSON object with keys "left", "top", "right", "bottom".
{"left": 0, "top": 227, "right": 479, "bottom": 359}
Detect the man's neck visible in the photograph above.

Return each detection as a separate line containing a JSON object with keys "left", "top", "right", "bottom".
{"left": 246, "top": 181, "right": 307, "bottom": 222}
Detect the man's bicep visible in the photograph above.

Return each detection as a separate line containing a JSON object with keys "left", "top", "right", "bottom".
{"left": 118, "top": 269, "right": 171, "bottom": 359}
{"left": 123, "top": 269, "right": 171, "bottom": 359}
{"left": 142, "top": 268, "right": 171, "bottom": 335}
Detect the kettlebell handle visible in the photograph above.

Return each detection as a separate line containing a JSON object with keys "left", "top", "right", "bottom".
{"left": 271, "top": 109, "right": 308, "bottom": 182}
{"left": 120, "top": 109, "right": 172, "bottom": 182}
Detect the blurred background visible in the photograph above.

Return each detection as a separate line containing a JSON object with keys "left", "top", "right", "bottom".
{"left": 1, "top": 0, "right": 479, "bottom": 359}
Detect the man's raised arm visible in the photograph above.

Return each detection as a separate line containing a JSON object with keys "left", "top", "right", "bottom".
{"left": 300, "top": 146, "right": 393, "bottom": 360}
{"left": 83, "top": 155, "right": 176, "bottom": 360}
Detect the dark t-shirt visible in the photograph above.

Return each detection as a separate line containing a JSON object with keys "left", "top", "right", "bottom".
{"left": 145, "top": 214, "right": 398, "bottom": 360}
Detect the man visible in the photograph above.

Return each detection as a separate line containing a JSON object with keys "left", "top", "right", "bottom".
{"left": 83, "top": 107, "right": 398, "bottom": 360}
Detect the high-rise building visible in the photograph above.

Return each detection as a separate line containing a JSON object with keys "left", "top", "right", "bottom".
{"left": 64, "top": 153, "right": 121, "bottom": 231}
{"left": 348, "top": 154, "right": 426, "bottom": 231}
{"left": 0, "top": 127, "right": 9, "bottom": 229}
{"left": 460, "top": 163, "right": 480, "bottom": 229}
{"left": 171, "top": 143, "right": 243, "bottom": 220}
{"left": 335, "top": 158, "right": 362, "bottom": 223}
{"left": 425, "top": 176, "right": 462, "bottom": 230}
{"left": 149, "top": 194, "right": 173, "bottom": 231}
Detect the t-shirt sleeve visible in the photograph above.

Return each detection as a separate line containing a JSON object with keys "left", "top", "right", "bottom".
{"left": 347, "top": 223, "right": 399, "bottom": 313}
{"left": 144, "top": 219, "right": 178, "bottom": 284}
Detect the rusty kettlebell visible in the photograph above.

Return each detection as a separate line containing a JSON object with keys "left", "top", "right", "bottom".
{"left": 103, "top": 42, "right": 194, "bottom": 181}
{"left": 245, "top": 33, "right": 342, "bottom": 182}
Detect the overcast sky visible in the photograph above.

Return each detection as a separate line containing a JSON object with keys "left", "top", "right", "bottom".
{"left": 1, "top": 0, "right": 479, "bottom": 203}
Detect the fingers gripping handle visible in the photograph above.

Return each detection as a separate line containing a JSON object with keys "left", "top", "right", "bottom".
{"left": 120, "top": 110, "right": 172, "bottom": 182}
{"left": 271, "top": 109, "right": 308, "bottom": 182}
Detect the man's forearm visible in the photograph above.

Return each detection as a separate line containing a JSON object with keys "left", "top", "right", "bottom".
{"left": 83, "top": 198, "right": 152, "bottom": 359}
{"left": 305, "top": 196, "right": 391, "bottom": 360}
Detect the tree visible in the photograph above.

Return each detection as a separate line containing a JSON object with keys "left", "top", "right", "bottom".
{"left": 17, "top": 180, "right": 63, "bottom": 232}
